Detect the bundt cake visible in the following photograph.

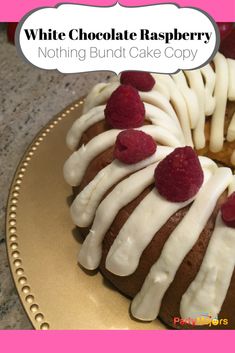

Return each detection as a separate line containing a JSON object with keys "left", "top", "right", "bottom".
{"left": 63, "top": 50, "right": 235, "bottom": 329}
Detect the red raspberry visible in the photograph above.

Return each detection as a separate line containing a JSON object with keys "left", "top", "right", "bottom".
{"left": 217, "top": 22, "right": 233, "bottom": 41}
{"left": 114, "top": 129, "right": 156, "bottom": 164}
{"left": 221, "top": 192, "right": 235, "bottom": 228}
{"left": 120, "top": 71, "right": 155, "bottom": 91}
{"left": 220, "top": 28, "right": 235, "bottom": 59}
{"left": 105, "top": 85, "right": 145, "bottom": 129}
{"left": 7, "top": 23, "right": 18, "bottom": 44}
{"left": 154, "top": 147, "right": 204, "bottom": 202}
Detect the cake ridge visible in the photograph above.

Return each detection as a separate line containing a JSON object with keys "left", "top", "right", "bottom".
{"left": 64, "top": 52, "right": 235, "bottom": 327}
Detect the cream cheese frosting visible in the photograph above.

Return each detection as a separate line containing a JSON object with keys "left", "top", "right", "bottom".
{"left": 64, "top": 52, "right": 235, "bottom": 324}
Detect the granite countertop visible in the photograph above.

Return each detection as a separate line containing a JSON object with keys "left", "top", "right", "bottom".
{"left": 0, "top": 24, "right": 112, "bottom": 329}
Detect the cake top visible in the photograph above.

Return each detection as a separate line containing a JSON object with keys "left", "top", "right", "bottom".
{"left": 64, "top": 52, "right": 235, "bottom": 324}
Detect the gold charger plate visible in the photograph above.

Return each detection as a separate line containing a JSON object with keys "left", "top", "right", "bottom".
{"left": 6, "top": 99, "right": 165, "bottom": 330}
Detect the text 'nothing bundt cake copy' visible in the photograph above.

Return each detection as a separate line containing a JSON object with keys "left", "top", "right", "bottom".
{"left": 63, "top": 47, "right": 235, "bottom": 329}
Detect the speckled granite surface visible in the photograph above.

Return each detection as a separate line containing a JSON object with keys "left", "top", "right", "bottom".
{"left": 0, "top": 24, "right": 112, "bottom": 329}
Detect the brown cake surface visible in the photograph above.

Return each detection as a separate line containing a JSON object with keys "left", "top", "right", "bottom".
{"left": 72, "top": 99, "right": 235, "bottom": 329}
{"left": 64, "top": 57, "right": 235, "bottom": 329}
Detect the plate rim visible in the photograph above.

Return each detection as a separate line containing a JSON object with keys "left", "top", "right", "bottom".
{"left": 5, "top": 98, "right": 84, "bottom": 330}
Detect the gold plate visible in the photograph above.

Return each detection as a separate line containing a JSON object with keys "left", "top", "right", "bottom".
{"left": 6, "top": 99, "right": 165, "bottom": 330}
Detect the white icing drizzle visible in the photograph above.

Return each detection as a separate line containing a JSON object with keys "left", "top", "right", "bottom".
{"left": 66, "top": 89, "right": 186, "bottom": 153}
{"left": 64, "top": 129, "right": 121, "bottom": 187}
{"left": 131, "top": 168, "right": 232, "bottom": 321}
{"left": 153, "top": 73, "right": 194, "bottom": 147}
{"left": 184, "top": 70, "right": 207, "bottom": 149}
{"left": 66, "top": 105, "right": 105, "bottom": 150}
{"left": 105, "top": 158, "right": 217, "bottom": 277}
{"left": 78, "top": 162, "right": 162, "bottom": 270}
{"left": 209, "top": 53, "right": 229, "bottom": 153}
{"left": 228, "top": 175, "right": 235, "bottom": 194}
{"left": 106, "top": 189, "right": 193, "bottom": 276}
{"left": 64, "top": 125, "right": 182, "bottom": 187}
{"left": 71, "top": 147, "right": 173, "bottom": 227}
{"left": 171, "top": 71, "right": 199, "bottom": 130}
{"left": 72, "top": 53, "right": 235, "bottom": 163}
{"left": 139, "top": 91, "right": 175, "bottom": 120}
{"left": 83, "top": 82, "right": 119, "bottom": 113}
{"left": 199, "top": 64, "right": 216, "bottom": 116}
{"left": 64, "top": 54, "right": 235, "bottom": 323}
{"left": 180, "top": 176, "right": 235, "bottom": 324}
{"left": 78, "top": 156, "right": 217, "bottom": 272}
{"left": 144, "top": 103, "right": 185, "bottom": 143}
{"left": 151, "top": 79, "right": 171, "bottom": 100}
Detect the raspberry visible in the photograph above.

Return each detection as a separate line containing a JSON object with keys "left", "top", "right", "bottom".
{"left": 120, "top": 71, "right": 155, "bottom": 91}
{"left": 154, "top": 147, "right": 204, "bottom": 202}
{"left": 220, "top": 28, "right": 235, "bottom": 59}
{"left": 114, "top": 129, "right": 156, "bottom": 164}
{"left": 217, "top": 22, "right": 233, "bottom": 41}
{"left": 221, "top": 192, "right": 235, "bottom": 228}
{"left": 104, "top": 85, "right": 145, "bottom": 129}
{"left": 7, "top": 23, "right": 18, "bottom": 44}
